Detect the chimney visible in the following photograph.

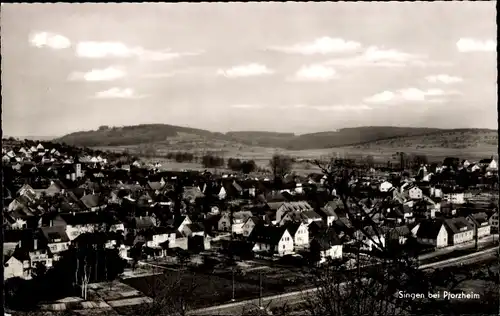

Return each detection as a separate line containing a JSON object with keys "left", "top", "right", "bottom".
{"left": 34, "top": 238, "right": 38, "bottom": 250}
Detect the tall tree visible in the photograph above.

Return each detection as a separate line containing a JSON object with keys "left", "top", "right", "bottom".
{"left": 269, "top": 154, "right": 293, "bottom": 181}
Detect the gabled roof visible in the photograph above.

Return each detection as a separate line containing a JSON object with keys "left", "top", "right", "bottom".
{"left": 40, "top": 226, "right": 70, "bottom": 243}
{"left": 186, "top": 222, "right": 205, "bottom": 233}
{"left": 148, "top": 181, "right": 165, "bottom": 191}
{"left": 282, "top": 222, "right": 304, "bottom": 237}
{"left": 58, "top": 212, "right": 119, "bottom": 226}
{"left": 80, "top": 194, "right": 103, "bottom": 209}
{"left": 248, "top": 224, "right": 288, "bottom": 245}
{"left": 479, "top": 158, "right": 494, "bottom": 164}
{"left": 468, "top": 212, "right": 489, "bottom": 226}
{"left": 168, "top": 215, "right": 190, "bottom": 229}
{"left": 444, "top": 217, "right": 474, "bottom": 234}
{"left": 416, "top": 220, "right": 445, "bottom": 239}
{"left": 132, "top": 216, "right": 156, "bottom": 230}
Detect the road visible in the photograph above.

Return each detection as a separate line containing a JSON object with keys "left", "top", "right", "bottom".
{"left": 186, "top": 247, "right": 498, "bottom": 315}
{"left": 418, "top": 234, "right": 498, "bottom": 261}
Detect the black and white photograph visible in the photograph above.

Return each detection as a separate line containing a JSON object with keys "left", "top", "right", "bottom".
{"left": 1, "top": 2, "right": 498, "bottom": 316}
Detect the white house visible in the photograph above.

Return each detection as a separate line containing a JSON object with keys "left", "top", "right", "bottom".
{"left": 412, "top": 220, "right": 448, "bottom": 248}
{"left": 444, "top": 217, "right": 474, "bottom": 246}
{"left": 467, "top": 213, "right": 491, "bottom": 239}
{"left": 218, "top": 211, "right": 253, "bottom": 234}
{"left": 408, "top": 186, "right": 423, "bottom": 200}
{"left": 284, "top": 222, "right": 309, "bottom": 250}
{"left": 242, "top": 216, "right": 261, "bottom": 237}
{"left": 379, "top": 181, "right": 393, "bottom": 192}
{"left": 443, "top": 192, "right": 465, "bottom": 204}
{"left": 4, "top": 255, "right": 26, "bottom": 280}
{"left": 489, "top": 210, "right": 499, "bottom": 233}
{"left": 310, "top": 231, "right": 343, "bottom": 264}
{"left": 248, "top": 225, "right": 294, "bottom": 256}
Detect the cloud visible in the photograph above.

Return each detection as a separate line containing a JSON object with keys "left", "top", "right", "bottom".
{"left": 217, "top": 64, "right": 274, "bottom": 78}
{"left": 76, "top": 41, "right": 203, "bottom": 60}
{"left": 268, "top": 37, "right": 361, "bottom": 55}
{"left": 92, "top": 88, "right": 147, "bottom": 99}
{"left": 364, "top": 91, "right": 396, "bottom": 103}
{"left": 68, "top": 66, "right": 126, "bottom": 82}
{"left": 365, "top": 88, "right": 459, "bottom": 104}
{"left": 288, "top": 65, "right": 338, "bottom": 82}
{"left": 230, "top": 104, "right": 264, "bottom": 109}
{"left": 324, "top": 46, "right": 442, "bottom": 68}
{"left": 425, "top": 74, "right": 463, "bottom": 84}
{"left": 310, "top": 105, "right": 372, "bottom": 112}
{"left": 29, "top": 32, "right": 71, "bottom": 50}
{"left": 456, "top": 38, "right": 496, "bottom": 52}
{"left": 141, "top": 69, "right": 195, "bottom": 79}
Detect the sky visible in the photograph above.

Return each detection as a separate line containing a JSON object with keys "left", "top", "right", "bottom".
{"left": 1, "top": 2, "right": 497, "bottom": 137}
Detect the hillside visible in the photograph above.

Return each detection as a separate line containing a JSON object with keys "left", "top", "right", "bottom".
{"left": 56, "top": 124, "right": 223, "bottom": 147}
{"left": 55, "top": 124, "right": 497, "bottom": 152}
{"left": 351, "top": 129, "right": 498, "bottom": 150}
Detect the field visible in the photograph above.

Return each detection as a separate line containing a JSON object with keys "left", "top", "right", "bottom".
{"left": 94, "top": 142, "right": 497, "bottom": 176}
{"left": 121, "top": 270, "right": 262, "bottom": 310}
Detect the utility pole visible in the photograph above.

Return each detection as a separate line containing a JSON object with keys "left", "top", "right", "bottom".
{"left": 474, "top": 222, "right": 478, "bottom": 251}
{"left": 231, "top": 267, "right": 235, "bottom": 302}
{"left": 259, "top": 271, "right": 263, "bottom": 309}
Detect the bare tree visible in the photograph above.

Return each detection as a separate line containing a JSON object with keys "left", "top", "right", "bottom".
{"left": 136, "top": 270, "right": 199, "bottom": 316}
{"left": 269, "top": 154, "right": 293, "bottom": 181}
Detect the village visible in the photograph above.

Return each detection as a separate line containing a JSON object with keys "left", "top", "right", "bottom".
{"left": 2, "top": 138, "right": 499, "bottom": 314}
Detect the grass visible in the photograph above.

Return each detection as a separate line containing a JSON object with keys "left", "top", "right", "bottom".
{"left": 121, "top": 270, "right": 262, "bottom": 310}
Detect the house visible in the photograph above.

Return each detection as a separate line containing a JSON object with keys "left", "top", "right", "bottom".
{"left": 54, "top": 212, "right": 124, "bottom": 241}
{"left": 141, "top": 226, "right": 177, "bottom": 253}
{"left": 379, "top": 181, "right": 393, "bottom": 192}
{"left": 283, "top": 222, "right": 309, "bottom": 250}
{"left": 17, "top": 184, "right": 38, "bottom": 203}
{"left": 467, "top": 213, "right": 491, "bottom": 239}
{"left": 309, "top": 229, "right": 343, "bottom": 263}
{"left": 218, "top": 180, "right": 243, "bottom": 200}
{"left": 317, "top": 204, "right": 338, "bottom": 227}
{"left": 408, "top": 186, "right": 423, "bottom": 200}
{"left": 444, "top": 217, "right": 474, "bottom": 246}
{"left": 442, "top": 188, "right": 466, "bottom": 205}
{"left": 248, "top": 225, "right": 294, "bottom": 256}
{"left": 40, "top": 226, "right": 71, "bottom": 256}
{"left": 4, "top": 253, "right": 27, "bottom": 280}
{"left": 411, "top": 220, "right": 448, "bottom": 248}
{"left": 356, "top": 226, "right": 386, "bottom": 251}
{"left": 488, "top": 209, "right": 499, "bottom": 233}
{"left": 478, "top": 158, "right": 497, "bottom": 171}
{"left": 126, "top": 216, "right": 157, "bottom": 235}
{"left": 242, "top": 216, "right": 262, "bottom": 237}
{"left": 182, "top": 186, "right": 204, "bottom": 203}
{"left": 385, "top": 225, "right": 411, "bottom": 247}
{"left": 80, "top": 194, "right": 106, "bottom": 211}
{"left": 218, "top": 211, "right": 253, "bottom": 234}
{"left": 182, "top": 222, "right": 206, "bottom": 238}
{"left": 273, "top": 201, "right": 314, "bottom": 224}
{"left": 167, "top": 215, "right": 192, "bottom": 233}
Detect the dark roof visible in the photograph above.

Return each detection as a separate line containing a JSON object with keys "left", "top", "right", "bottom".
{"left": 479, "top": 158, "right": 493, "bottom": 164}
{"left": 186, "top": 222, "right": 205, "bottom": 233}
{"left": 80, "top": 194, "right": 103, "bottom": 209}
{"left": 40, "top": 226, "right": 70, "bottom": 243}
{"left": 132, "top": 216, "right": 156, "bottom": 229}
{"left": 416, "top": 220, "right": 445, "bottom": 239}
{"left": 444, "top": 217, "right": 474, "bottom": 234}
{"left": 248, "top": 224, "right": 287, "bottom": 245}
{"left": 168, "top": 215, "right": 189, "bottom": 229}
{"left": 283, "top": 222, "right": 302, "bottom": 236}
{"left": 468, "top": 212, "right": 489, "bottom": 226}
{"left": 58, "top": 212, "right": 119, "bottom": 226}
